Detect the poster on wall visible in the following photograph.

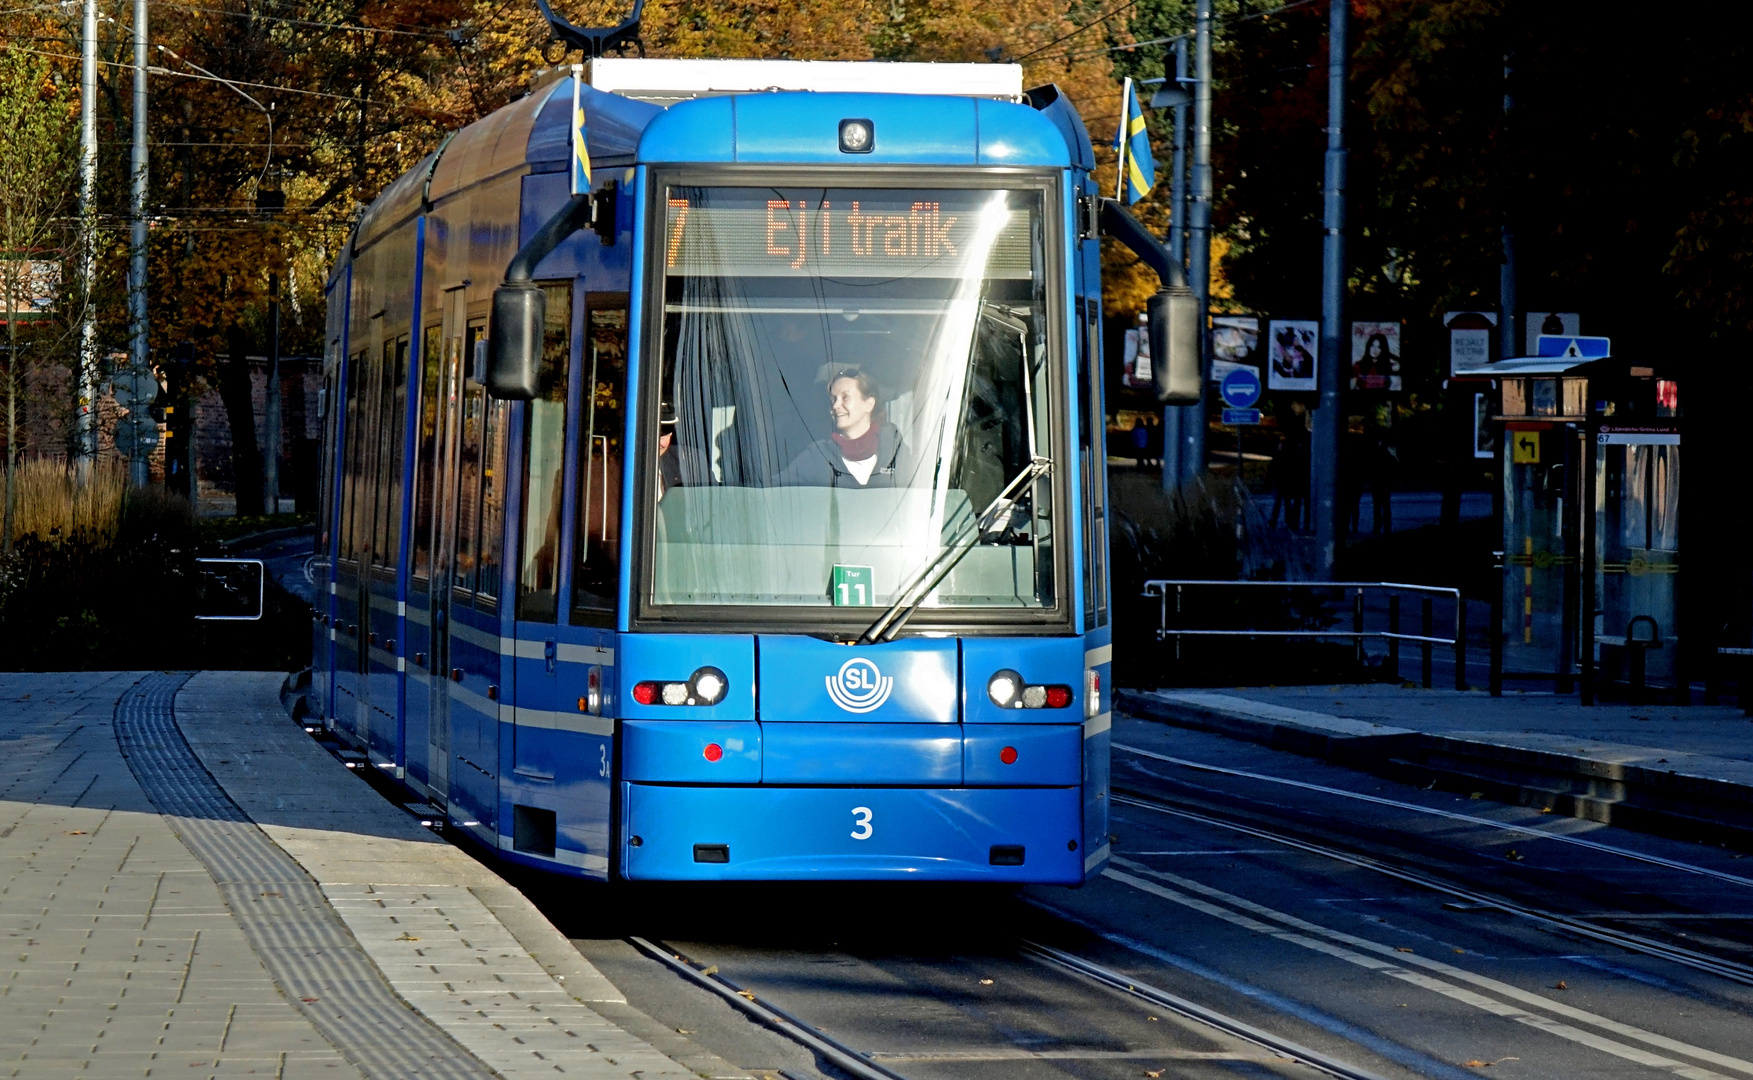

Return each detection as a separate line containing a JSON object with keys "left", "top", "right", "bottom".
{"left": 1210, "top": 316, "right": 1260, "bottom": 383}
{"left": 1121, "top": 317, "right": 1151, "bottom": 388}
{"left": 1474, "top": 392, "right": 1495, "bottom": 459}
{"left": 1266, "top": 319, "right": 1318, "bottom": 391}
{"left": 1350, "top": 320, "right": 1403, "bottom": 391}
{"left": 1444, "top": 310, "right": 1497, "bottom": 377}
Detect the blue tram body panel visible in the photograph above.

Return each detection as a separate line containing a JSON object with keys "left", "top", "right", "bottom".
{"left": 318, "top": 65, "right": 1114, "bottom": 885}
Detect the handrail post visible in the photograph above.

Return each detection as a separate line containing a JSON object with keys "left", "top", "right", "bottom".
{"left": 1421, "top": 597, "right": 1433, "bottom": 688}
{"left": 1388, "top": 595, "right": 1400, "bottom": 682}
{"left": 1354, "top": 587, "right": 1365, "bottom": 673}
{"left": 1454, "top": 597, "right": 1467, "bottom": 691}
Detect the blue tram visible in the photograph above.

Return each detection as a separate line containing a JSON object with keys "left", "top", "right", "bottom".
{"left": 311, "top": 52, "right": 1170, "bottom": 883}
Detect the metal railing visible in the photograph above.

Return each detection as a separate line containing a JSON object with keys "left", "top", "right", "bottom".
{"left": 1143, "top": 579, "right": 1467, "bottom": 690}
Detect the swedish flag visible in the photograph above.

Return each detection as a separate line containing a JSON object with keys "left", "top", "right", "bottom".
{"left": 1113, "top": 77, "right": 1155, "bottom": 204}
{"left": 570, "top": 77, "right": 592, "bottom": 196}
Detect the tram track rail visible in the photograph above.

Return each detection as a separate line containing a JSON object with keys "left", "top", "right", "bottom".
{"left": 628, "top": 934, "right": 1393, "bottom": 1080}
{"left": 1110, "top": 747, "right": 1753, "bottom": 989}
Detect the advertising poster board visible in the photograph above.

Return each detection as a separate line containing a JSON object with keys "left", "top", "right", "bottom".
{"left": 1121, "top": 317, "right": 1151, "bottom": 388}
{"left": 1444, "top": 310, "right": 1497, "bottom": 377}
{"left": 1350, "top": 320, "right": 1402, "bottom": 391}
{"left": 1266, "top": 319, "right": 1317, "bottom": 391}
{"left": 1210, "top": 316, "right": 1260, "bottom": 384}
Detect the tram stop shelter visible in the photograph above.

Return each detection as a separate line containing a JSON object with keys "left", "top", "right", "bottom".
{"left": 1489, "top": 352, "right": 1682, "bottom": 703}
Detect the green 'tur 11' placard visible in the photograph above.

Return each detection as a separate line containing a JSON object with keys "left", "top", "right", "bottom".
{"left": 831, "top": 564, "right": 875, "bottom": 607}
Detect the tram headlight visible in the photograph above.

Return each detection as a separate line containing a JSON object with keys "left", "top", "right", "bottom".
{"left": 690, "top": 667, "right": 727, "bottom": 706}
{"left": 660, "top": 682, "right": 690, "bottom": 706}
{"left": 839, "top": 118, "right": 874, "bottom": 154}
{"left": 988, "top": 669, "right": 1074, "bottom": 710}
{"left": 987, "top": 670, "right": 1021, "bottom": 708}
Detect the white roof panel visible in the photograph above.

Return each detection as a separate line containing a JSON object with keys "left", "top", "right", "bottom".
{"left": 584, "top": 58, "right": 1024, "bottom": 104}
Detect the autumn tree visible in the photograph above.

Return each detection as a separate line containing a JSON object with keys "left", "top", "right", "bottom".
{"left": 0, "top": 46, "right": 77, "bottom": 549}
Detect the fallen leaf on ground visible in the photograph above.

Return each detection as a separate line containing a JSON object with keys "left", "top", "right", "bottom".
{"left": 1396, "top": 947, "right": 1415, "bottom": 953}
{"left": 676, "top": 1028, "right": 692, "bottom": 1035}
{"left": 737, "top": 990, "right": 756, "bottom": 1000}
{"left": 1464, "top": 1061, "right": 1491, "bottom": 1068}
{"left": 1553, "top": 980, "right": 1568, "bottom": 990}
{"left": 300, "top": 997, "right": 318, "bottom": 1003}
{"left": 1469, "top": 792, "right": 1485, "bottom": 800}
{"left": 979, "top": 978, "right": 994, "bottom": 985}
{"left": 64, "top": 831, "right": 85, "bottom": 836}
{"left": 396, "top": 933, "right": 419, "bottom": 941}
{"left": 1505, "top": 848, "right": 1524, "bottom": 861}
{"left": 699, "top": 965, "right": 718, "bottom": 976}
{"left": 1145, "top": 1071, "right": 1163, "bottom": 1078}
{"left": 1541, "top": 807, "right": 1553, "bottom": 814}
{"left": 1453, "top": 948, "right": 1466, "bottom": 954}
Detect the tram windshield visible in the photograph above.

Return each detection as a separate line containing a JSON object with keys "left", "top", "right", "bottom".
{"left": 647, "top": 184, "right": 1058, "bottom": 615}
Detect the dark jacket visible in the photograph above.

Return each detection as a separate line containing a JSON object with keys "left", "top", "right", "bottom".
{"left": 772, "top": 423, "right": 903, "bottom": 488}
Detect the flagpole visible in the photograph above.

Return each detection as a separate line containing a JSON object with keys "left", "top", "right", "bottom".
{"left": 1115, "top": 77, "right": 1132, "bottom": 202}
{"left": 571, "top": 64, "right": 583, "bottom": 195}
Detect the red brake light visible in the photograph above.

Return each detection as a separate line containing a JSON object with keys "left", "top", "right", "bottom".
{"left": 1044, "top": 685, "right": 1072, "bottom": 709}
{"left": 632, "top": 681, "right": 660, "bottom": 705}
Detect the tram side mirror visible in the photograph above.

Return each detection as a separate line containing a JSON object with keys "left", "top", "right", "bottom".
{"left": 486, "top": 282, "right": 542, "bottom": 400}
{"left": 1148, "top": 287, "right": 1201, "bottom": 403}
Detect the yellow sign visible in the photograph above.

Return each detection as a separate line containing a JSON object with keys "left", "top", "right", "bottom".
{"left": 1511, "top": 432, "right": 1540, "bottom": 464}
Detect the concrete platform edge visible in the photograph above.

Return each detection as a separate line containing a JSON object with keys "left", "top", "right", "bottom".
{"left": 1116, "top": 687, "right": 1753, "bottom": 851}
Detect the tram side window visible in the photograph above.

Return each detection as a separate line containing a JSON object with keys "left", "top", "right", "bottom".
{"left": 517, "top": 283, "right": 573, "bottom": 622}
{"left": 1086, "top": 303, "right": 1108, "bottom": 627}
{"left": 410, "top": 324, "right": 442, "bottom": 582}
{"left": 340, "top": 350, "right": 368, "bottom": 561}
{"left": 372, "top": 335, "right": 409, "bottom": 570}
{"left": 454, "top": 320, "right": 488, "bottom": 598}
{"left": 477, "top": 398, "right": 510, "bottom": 610}
{"left": 318, "top": 345, "right": 339, "bottom": 556}
{"left": 573, "top": 301, "right": 626, "bottom": 622}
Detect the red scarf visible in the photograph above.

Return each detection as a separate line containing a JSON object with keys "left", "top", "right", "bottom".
{"left": 831, "top": 427, "right": 879, "bottom": 461}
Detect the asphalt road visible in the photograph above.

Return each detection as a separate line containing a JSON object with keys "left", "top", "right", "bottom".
{"left": 537, "top": 715, "right": 1753, "bottom": 1080}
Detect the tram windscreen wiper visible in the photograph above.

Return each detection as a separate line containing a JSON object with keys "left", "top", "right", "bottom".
{"left": 858, "top": 456, "right": 1052, "bottom": 644}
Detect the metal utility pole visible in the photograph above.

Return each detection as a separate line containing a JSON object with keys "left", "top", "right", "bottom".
{"left": 75, "top": 0, "right": 98, "bottom": 481}
{"left": 127, "top": 0, "right": 150, "bottom": 488}
{"left": 263, "top": 266, "right": 280, "bottom": 513}
{"left": 1183, "top": 0, "right": 1213, "bottom": 482}
{"left": 1499, "top": 51, "right": 1517, "bottom": 362}
{"left": 1311, "top": 0, "right": 1348, "bottom": 579}
{"left": 1162, "top": 36, "right": 1199, "bottom": 490}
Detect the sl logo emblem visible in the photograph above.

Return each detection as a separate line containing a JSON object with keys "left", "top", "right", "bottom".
{"left": 826, "top": 657, "right": 893, "bottom": 714}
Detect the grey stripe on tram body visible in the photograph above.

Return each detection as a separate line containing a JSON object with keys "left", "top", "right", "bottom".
{"left": 113, "top": 671, "right": 499, "bottom": 1080}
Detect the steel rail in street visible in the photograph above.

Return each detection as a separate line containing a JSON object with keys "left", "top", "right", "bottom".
{"left": 1017, "top": 940, "right": 1392, "bottom": 1080}
{"left": 1115, "top": 742, "right": 1753, "bottom": 891}
{"left": 630, "top": 934, "right": 1389, "bottom": 1080}
{"left": 1108, "top": 786, "right": 1753, "bottom": 989}
{"left": 626, "top": 936, "right": 913, "bottom": 1080}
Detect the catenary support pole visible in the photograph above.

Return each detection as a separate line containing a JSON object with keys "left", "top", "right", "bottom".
{"left": 1163, "top": 36, "right": 1198, "bottom": 491}
{"left": 264, "top": 270, "right": 279, "bottom": 512}
{"left": 75, "top": 0, "right": 98, "bottom": 482}
{"left": 1499, "top": 51, "right": 1517, "bottom": 362}
{"left": 1183, "top": 0, "right": 1212, "bottom": 482}
{"left": 128, "top": 0, "right": 149, "bottom": 487}
{"left": 1310, "top": 0, "right": 1348, "bottom": 579}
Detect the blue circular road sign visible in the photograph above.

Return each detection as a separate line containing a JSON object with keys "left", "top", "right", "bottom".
{"left": 1220, "top": 367, "right": 1262, "bottom": 408}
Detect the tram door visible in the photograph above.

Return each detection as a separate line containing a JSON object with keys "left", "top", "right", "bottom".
{"left": 425, "top": 289, "right": 469, "bottom": 808}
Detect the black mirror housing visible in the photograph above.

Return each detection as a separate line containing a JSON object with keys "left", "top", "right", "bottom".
{"left": 487, "top": 283, "right": 543, "bottom": 400}
{"left": 1148, "top": 287, "right": 1201, "bottom": 403}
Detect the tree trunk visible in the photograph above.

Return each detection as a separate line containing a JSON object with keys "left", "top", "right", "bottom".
{"left": 218, "top": 325, "right": 263, "bottom": 517}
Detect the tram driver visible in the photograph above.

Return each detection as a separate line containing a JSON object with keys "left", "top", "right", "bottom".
{"left": 773, "top": 369, "right": 902, "bottom": 488}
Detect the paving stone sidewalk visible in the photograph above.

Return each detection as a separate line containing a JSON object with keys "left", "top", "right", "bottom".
{"left": 0, "top": 671, "right": 358, "bottom": 1079}
{"left": 2, "top": 672, "right": 735, "bottom": 1080}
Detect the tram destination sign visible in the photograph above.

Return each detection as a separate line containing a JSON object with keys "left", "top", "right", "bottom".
{"left": 663, "top": 189, "right": 1036, "bottom": 279}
